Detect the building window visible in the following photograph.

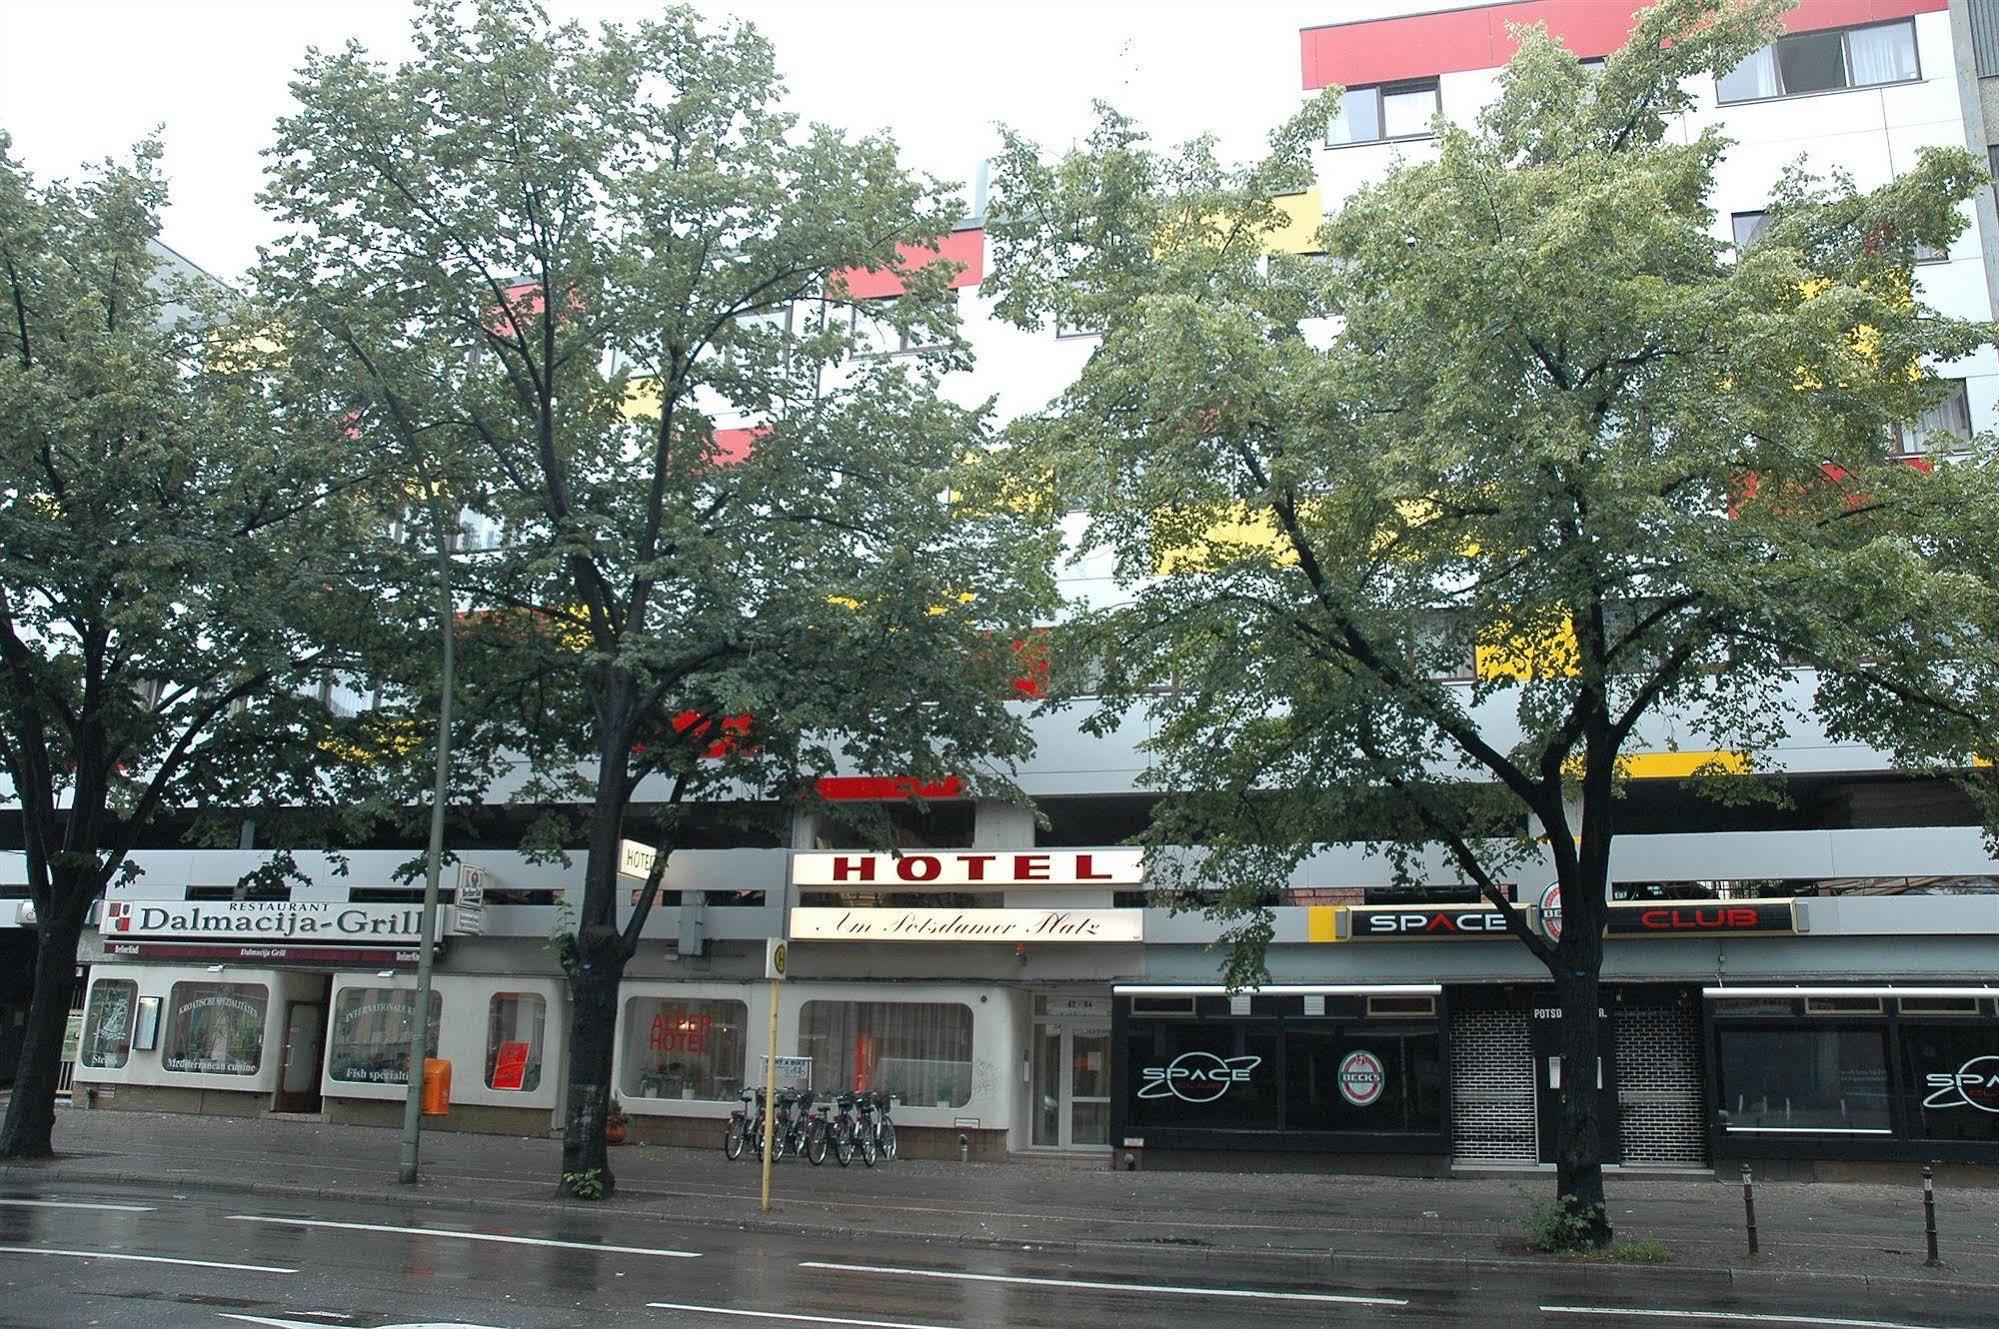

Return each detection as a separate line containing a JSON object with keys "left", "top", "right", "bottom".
{"left": 1716, "top": 20, "right": 1918, "bottom": 104}
{"left": 849, "top": 297, "right": 945, "bottom": 357}
{"left": 80, "top": 980, "right": 138, "bottom": 1070}
{"left": 1892, "top": 380, "right": 1973, "bottom": 455}
{"left": 485, "top": 993, "right": 547, "bottom": 1092}
{"left": 327, "top": 987, "right": 441, "bottom": 1086}
{"left": 162, "top": 982, "right": 269, "bottom": 1077}
{"left": 798, "top": 1000, "right": 974, "bottom": 1107}
{"left": 1715, "top": 1026, "right": 1892, "bottom": 1132}
{"left": 620, "top": 996, "right": 748, "bottom": 1101}
{"left": 1732, "top": 211, "right": 1771, "bottom": 250}
{"left": 1326, "top": 80, "right": 1440, "bottom": 146}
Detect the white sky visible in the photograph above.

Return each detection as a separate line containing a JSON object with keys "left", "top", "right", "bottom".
{"left": 0, "top": 0, "right": 1438, "bottom": 280}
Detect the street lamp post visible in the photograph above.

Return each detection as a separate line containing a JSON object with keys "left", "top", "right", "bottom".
{"left": 400, "top": 487, "right": 457, "bottom": 1185}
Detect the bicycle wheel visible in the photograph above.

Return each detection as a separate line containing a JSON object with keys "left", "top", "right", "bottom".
{"left": 857, "top": 1120, "right": 878, "bottom": 1168}
{"left": 832, "top": 1117, "right": 855, "bottom": 1167}
{"left": 805, "top": 1118, "right": 829, "bottom": 1166}
{"left": 724, "top": 1118, "right": 746, "bottom": 1160}
{"left": 877, "top": 1119, "right": 897, "bottom": 1161}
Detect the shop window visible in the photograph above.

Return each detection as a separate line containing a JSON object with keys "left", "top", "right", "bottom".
{"left": 1126, "top": 1018, "right": 1281, "bottom": 1131}
{"left": 486, "top": 993, "right": 547, "bottom": 1092}
{"left": 328, "top": 987, "right": 441, "bottom": 1086}
{"left": 1716, "top": 20, "right": 1918, "bottom": 104}
{"left": 162, "top": 982, "right": 269, "bottom": 1076}
{"left": 80, "top": 980, "right": 138, "bottom": 1069}
{"left": 1284, "top": 1027, "right": 1442, "bottom": 1133}
{"left": 798, "top": 1000, "right": 974, "bottom": 1107}
{"left": 620, "top": 997, "right": 748, "bottom": 1102}
{"left": 1902, "top": 1023, "right": 1999, "bottom": 1140}
{"left": 1715, "top": 1026, "right": 1892, "bottom": 1132}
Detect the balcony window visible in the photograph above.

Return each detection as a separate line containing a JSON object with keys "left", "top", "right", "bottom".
{"left": 1717, "top": 20, "right": 1918, "bottom": 104}
{"left": 1327, "top": 80, "right": 1440, "bottom": 146}
{"left": 1731, "top": 211, "right": 1771, "bottom": 250}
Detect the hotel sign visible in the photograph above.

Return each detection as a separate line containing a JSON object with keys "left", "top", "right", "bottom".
{"left": 790, "top": 907, "right": 1144, "bottom": 942}
{"left": 101, "top": 900, "right": 439, "bottom": 945}
{"left": 792, "top": 850, "right": 1142, "bottom": 888}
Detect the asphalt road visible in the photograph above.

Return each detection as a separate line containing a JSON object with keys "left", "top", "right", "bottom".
{"left": 2, "top": 1177, "right": 1996, "bottom": 1329}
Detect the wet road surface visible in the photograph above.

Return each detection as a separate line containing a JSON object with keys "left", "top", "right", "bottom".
{"left": 1, "top": 1178, "right": 1995, "bottom": 1329}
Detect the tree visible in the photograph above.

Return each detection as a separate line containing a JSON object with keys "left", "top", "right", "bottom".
{"left": 0, "top": 135, "right": 382, "bottom": 1158}
{"left": 985, "top": 0, "right": 1999, "bottom": 1242}
{"left": 262, "top": 0, "right": 1057, "bottom": 1194}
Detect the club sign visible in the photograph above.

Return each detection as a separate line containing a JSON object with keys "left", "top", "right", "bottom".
{"left": 1924, "top": 1056, "right": 1999, "bottom": 1113}
{"left": 1137, "top": 1051, "right": 1262, "bottom": 1103}
{"left": 1348, "top": 906, "right": 1512, "bottom": 940}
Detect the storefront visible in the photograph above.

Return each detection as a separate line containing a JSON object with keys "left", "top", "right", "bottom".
{"left": 1705, "top": 986, "right": 1999, "bottom": 1168}
{"left": 1110, "top": 985, "right": 1449, "bottom": 1169}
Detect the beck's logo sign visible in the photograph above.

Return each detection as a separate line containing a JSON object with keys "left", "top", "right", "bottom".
{"left": 1923, "top": 1056, "right": 1999, "bottom": 1114}
{"left": 1137, "top": 1052, "right": 1262, "bottom": 1103}
{"left": 1350, "top": 907, "right": 1510, "bottom": 940}
{"left": 1605, "top": 901, "right": 1797, "bottom": 937}
{"left": 1337, "top": 1050, "right": 1385, "bottom": 1107}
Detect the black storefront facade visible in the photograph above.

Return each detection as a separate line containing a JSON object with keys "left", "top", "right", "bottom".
{"left": 1109, "top": 903, "right": 1999, "bottom": 1175}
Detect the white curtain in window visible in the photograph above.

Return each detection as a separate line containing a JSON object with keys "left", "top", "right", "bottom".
{"left": 1848, "top": 23, "right": 1917, "bottom": 86}
{"left": 1717, "top": 47, "right": 1779, "bottom": 101}
{"left": 799, "top": 1000, "right": 974, "bottom": 1107}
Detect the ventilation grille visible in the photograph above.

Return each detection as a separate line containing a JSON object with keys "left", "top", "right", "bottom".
{"left": 1614, "top": 1003, "right": 1707, "bottom": 1167}
{"left": 1450, "top": 1008, "right": 1536, "bottom": 1163}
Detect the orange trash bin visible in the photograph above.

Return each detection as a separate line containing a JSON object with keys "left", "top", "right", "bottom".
{"left": 420, "top": 1058, "right": 452, "bottom": 1116}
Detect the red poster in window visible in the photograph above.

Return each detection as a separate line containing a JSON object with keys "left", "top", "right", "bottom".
{"left": 492, "top": 1040, "right": 532, "bottom": 1091}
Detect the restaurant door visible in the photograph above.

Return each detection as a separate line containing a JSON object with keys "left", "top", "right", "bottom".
{"left": 1030, "top": 994, "right": 1112, "bottom": 1151}
{"left": 272, "top": 977, "right": 330, "bottom": 1114}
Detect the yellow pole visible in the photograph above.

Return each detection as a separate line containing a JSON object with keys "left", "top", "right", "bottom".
{"left": 759, "top": 976, "right": 779, "bottom": 1213}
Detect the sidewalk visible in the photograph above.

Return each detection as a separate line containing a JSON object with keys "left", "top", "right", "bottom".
{"left": 7, "top": 1105, "right": 1999, "bottom": 1292}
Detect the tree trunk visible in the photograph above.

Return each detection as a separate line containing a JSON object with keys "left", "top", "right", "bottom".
{"left": 559, "top": 955, "right": 625, "bottom": 1195}
{"left": 1550, "top": 959, "right": 1612, "bottom": 1246}
{"left": 557, "top": 705, "right": 637, "bottom": 1197}
{"left": 0, "top": 912, "right": 83, "bottom": 1160}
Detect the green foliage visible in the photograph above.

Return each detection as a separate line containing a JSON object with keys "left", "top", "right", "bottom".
{"left": 1523, "top": 1193, "right": 1613, "bottom": 1254}
{"left": 984, "top": 0, "right": 1999, "bottom": 990}
{"left": 562, "top": 1168, "right": 607, "bottom": 1200}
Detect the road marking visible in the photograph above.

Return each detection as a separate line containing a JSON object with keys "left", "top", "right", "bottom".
{"left": 226, "top": 1213, "right": 699, "bottom": 1258}
{"left": 1542, "top": 1307, "right": 1977, "bottom": 1329}
{"left": 0, "top": 1244, "right": 295, "bottom": 1274}
{"left": 798, "top": 1260, "right": 1406, "bottom": 1307}
{"left": 0, "top": 1198, "right": 155, "bottom": 1212}
{"left": 647, "top": 1303, "right": 970, "bottom": 1329}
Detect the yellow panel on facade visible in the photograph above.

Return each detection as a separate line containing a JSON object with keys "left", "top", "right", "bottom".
{"left": 1264, "top": 189, "right": 1326, "bottom": 256}
{"left": 1306, "top": 904, "right": 1346, "bottom": 942}
{"left": 1473, "top": 614, "right": 1578, "bottom": 680}
{"left": 621, "top": 376, "right": 661, "bottom": 420}
{"left": 1154, "top": 506, "right": 1294, "bottom": 573}
{"left": 1621, "top": 750, "right": 1750, "bottom": 779}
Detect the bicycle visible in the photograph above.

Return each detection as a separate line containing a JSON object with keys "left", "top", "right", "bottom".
{"left": 724, "top": 1086, "right": 759, "bottom": 1160}
{"left": 863, "top": 1089, "right": 899, "bottom": 1161}
{"left": 828, "top": 1092, "right": 860, "bottom": 1166}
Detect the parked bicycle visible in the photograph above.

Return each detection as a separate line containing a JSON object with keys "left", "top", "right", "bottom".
{"left": 726, "top": 1086, "right": 900, "bottom": 1166}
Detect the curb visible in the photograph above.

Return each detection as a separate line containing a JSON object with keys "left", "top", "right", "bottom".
{"left": 4, "top": 1160, "right": 1991, "bottom": 1297}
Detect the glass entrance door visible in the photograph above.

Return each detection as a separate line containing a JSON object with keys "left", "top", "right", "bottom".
{"left": 1030, "top": 1017, "right": 1112, "bottom": 1150}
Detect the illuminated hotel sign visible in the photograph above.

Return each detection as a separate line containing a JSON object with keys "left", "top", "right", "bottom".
{"left": 792, "top": 850, "right": 1142, "bottom": 888}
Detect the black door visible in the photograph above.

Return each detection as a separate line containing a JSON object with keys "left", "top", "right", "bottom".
{"left": 1532, "top": 1007, "right": 1620, "bottom": 1164}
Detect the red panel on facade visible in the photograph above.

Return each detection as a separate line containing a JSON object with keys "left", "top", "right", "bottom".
{"left": 832, "top": 227, "right": 985, "bottom": 300}
{"left": 1301, "top": 0, "right": 1944, "bottom": 90}
{"left": 711, "top": 426, "right": 762, "bottom": 465}
{"left": 815, "top": 775, "right": 966, "bottom": 801}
